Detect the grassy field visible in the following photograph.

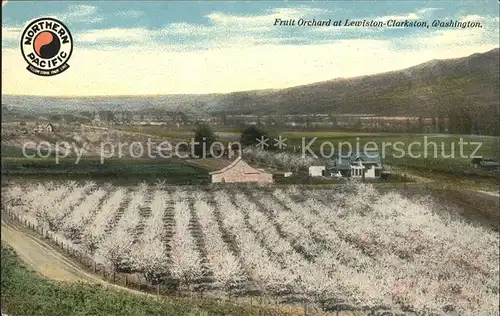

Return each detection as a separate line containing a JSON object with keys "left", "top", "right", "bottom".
{"left": 2, "top": 157, "right": 209, "bottom": 184}
{"left": 280, "top": 132, "right": 500, "bottom": 170}
{"left": 116, "top": 125, "right": 500, "bottom": 174}
{"left": 3, "top": 123, "right": 499, "bottom": 186}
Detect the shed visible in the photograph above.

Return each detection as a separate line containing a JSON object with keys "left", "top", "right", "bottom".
{"left": 309, "top": 166, "right": 326, "bottom": 177}
{"left": 209, "top": 157, "right": 274, "bottom": 184}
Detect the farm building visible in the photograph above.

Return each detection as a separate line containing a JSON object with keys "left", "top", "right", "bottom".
{"left": 209, "top": 157, "right": 274, "bottom": 184}
{"left": 309, "top": 166, "right": 326, "bottom": 177}
{"left": 471, "top": 158, "right": 500, "bottom": 170}
{"left": 335, "top": 150, "right": 383, "bottom": 179}
{"left": 33, "top": 123, "right": 55, "bottom": 133}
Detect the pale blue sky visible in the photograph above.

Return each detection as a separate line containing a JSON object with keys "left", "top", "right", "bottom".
{"left": 3, "top": 1, "right": 499, "bottom": 48}
{"left": 2, "top": 1, "right": 499, "bottom": 96}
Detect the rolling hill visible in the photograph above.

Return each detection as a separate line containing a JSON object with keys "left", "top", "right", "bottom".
{"left": 210, "top": 47, "right": 499, "bottom": 117}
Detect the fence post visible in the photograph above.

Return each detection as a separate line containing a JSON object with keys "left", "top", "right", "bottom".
{"left": 157, "top": 284, "right": 160, "bottom": 296}
{"left": 112, "top": 271, "right": 115, "bottom": 283}
{"left": 125, "top": 275, "right": 128, "bottom": 287}
{"left": 93, "top": 261, "right": 96, "bottom": 273}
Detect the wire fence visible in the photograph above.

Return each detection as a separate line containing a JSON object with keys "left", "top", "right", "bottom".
{"left": 2, "top": 209, "right": 383, "bottom": 316}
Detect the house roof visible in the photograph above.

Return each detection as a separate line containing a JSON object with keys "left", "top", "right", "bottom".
{"left": 351, "top": 151, "right": 381, "bottom": 164}
{"left": 335, "top": 157, "right": 352, "bottom": 170}
{"left": 209, "top": 157, "right": 271, "bottom": 175}
{"left": 334, "top": 151, "right": 382, "bottom": 170}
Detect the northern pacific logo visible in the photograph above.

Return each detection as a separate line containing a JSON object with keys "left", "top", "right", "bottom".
{"left": 20, "top": 17, "right": 73, "bottom": 76}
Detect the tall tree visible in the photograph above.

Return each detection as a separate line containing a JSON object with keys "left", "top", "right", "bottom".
{"left": 405, "top": 119, "right": 411, "bottom": 133}
{"left": 193, "top": 123, "right": 216, "bottom": 158}
{"left": 328, "top": 113, "right": 338, "bottom": 127}
{"left": 418, "top": 116, "right": 424, "bottom": 133}
{"left": 437, "top": 113, "right": 445, "bottom": 133}
{"left": 240, "top": 125, "right": 269, "bottom": 147}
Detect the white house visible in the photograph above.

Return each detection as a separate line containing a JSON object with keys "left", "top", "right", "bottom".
{"left": 309, "top": 166, "right": 326, "bottom": 177}
{"left": 335, "top": 150, "right": 383, "bottom": 179}
{"left": 365, "top": 165, "right": 379, "bottom": 178}
{"left": 350, "top": 162, "right": 365, "bottom": 179}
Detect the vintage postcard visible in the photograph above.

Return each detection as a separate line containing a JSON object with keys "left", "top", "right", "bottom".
{"left": 1, "top": 1, "right": 499, "bottom": 315}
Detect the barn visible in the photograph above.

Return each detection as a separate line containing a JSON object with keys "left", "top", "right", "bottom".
{"left": 209, "top": 157, "right": 274, "bottom": 184}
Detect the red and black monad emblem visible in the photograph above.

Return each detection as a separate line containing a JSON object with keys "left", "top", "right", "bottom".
{"left": 20, "top": 17, "right": 73, "bottom": 76}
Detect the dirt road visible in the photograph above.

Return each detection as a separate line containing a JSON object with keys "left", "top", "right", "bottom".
{"left": 1, "top": 219, "right": 102, "bottom": 283}
{"left": 476, "top": 190, "right": 500, "bottom": 203}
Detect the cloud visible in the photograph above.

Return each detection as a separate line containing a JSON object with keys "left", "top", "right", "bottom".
{"left": 1, "top": 25, "right": 22, "bottom": 41}
{"left": 1, "top": 4, "right": 103, "bottom": 46}
{"left": 115, "top": 10, "right": 144, "bottom": 18}
{"left": 206, "top": 7, "right": 328, "bottom": 26}
{"left": 376, "top": 7, "right": 442, "bottom": 21}
{"left": 65, "top": 7, "right": 325, "bottom": 47}
{"left": 417, "top": 8, "right": 443, "bottom": 15}
{"left": 76, "top": 28, "right": 155, "bottom": 43}
{"left": 459, "top": 14, "right": 487, "bottom": 22}
{"left": 379, "top": 12, "right": 420, "bottom": 20}
{"left": 72, "top": 7, "right": 336, "bottom": 48}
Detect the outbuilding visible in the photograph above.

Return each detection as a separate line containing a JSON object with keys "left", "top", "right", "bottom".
{"left": 209, "top": 157, "right": 274, "bottom": 184}
{"left": 309, "top": 166, "right": 326, "bottom": 177}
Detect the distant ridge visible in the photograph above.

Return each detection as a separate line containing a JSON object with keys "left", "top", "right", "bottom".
{"left": 210, "top": 47, "right": 499, "bottom": 116}
{"left": 2, "top": 48, "right": 499, "bottom": 119}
